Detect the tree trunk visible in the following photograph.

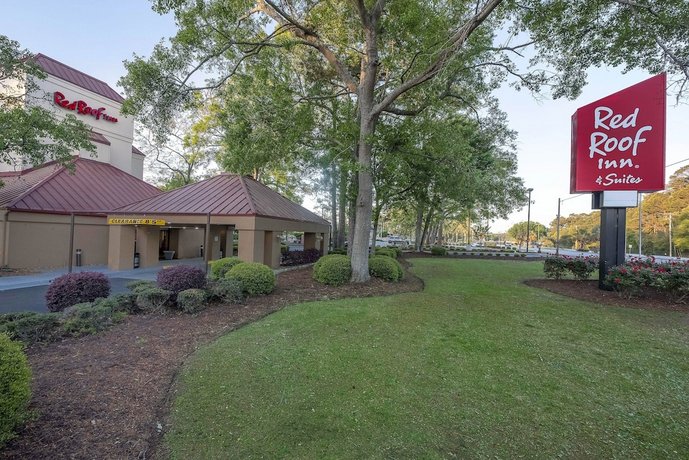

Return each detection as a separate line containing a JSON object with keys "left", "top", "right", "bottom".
{"left": 347, "top": 169, "right": 357, "bottom": 257}
{"left": 329, "top": 163, "right": 337, "bottom": 250}
{"left": 414, "top": 203, "right": 424, "bottom": 251}
{"left": 421, "top": 207, "right": 434, "bottom": 248}
{"left": 349, "top": 24, "right": 380, "bottom": 283}
{"left": 336, "top": 167, "right": 347, "bottom": 248}
{"left": 437, "top": 219, "right": 444, "bottom": 246}
{"left": 350, "top": 117, "right": 375, "bottom": 282}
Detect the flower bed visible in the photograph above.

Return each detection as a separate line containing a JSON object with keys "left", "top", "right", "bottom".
{"left": 606, "top": 257, "right": 689, "bottom": 302}
{"left": 543, "top": 255, "right": 598, "bottom": 280}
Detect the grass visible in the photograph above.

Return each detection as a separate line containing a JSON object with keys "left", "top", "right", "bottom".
{"left": 165, "top": 259, "right": 689, "bottom": 459}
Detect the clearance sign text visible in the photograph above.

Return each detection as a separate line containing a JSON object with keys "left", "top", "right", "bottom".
{"left": 108, "top": 218, "right": 166, "bottom": 226}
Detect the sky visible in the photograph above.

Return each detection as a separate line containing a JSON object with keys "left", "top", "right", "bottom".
{"left": 1, "top": 1, "right": 687, "bottom": 232}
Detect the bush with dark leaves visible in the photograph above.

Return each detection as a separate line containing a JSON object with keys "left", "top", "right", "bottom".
{"left": 281, "top": 248, "right": 321, "bottom": 266}
{"left": 45, "top": 272, "right": 110, "bottom": 312}
{"left": 157, "top": 265, "right": 206, "bottom": 294}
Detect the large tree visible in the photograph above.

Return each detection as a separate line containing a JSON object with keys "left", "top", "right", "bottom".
{"left": 119, "top": 0, "right": 689, "bottom": 281}
{"left": 0, "top": 36, "right": 94, "bottom": 172}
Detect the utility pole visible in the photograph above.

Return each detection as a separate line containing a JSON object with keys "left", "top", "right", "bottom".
{"left": 525, "top": 188, "right": 533, "bottom": 254}
{"left": 669, "top": 213, "right": 673, "bottom": 258}
{"left": 556, "top": 198, "right": 561, "bottom": 256}
{"left": 638, "top": 192, "right": 643, "bottom": 256}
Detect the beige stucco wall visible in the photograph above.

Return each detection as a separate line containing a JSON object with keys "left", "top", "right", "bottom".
{"left": 175, "top": 228, "right": 205, "bottom": 259}
{"left": 4, "top": 212, "right": 108, "bottom": 269}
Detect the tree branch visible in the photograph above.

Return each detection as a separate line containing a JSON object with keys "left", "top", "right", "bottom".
{"left": 372, "top": 0, "right": 503, "bottom": 115}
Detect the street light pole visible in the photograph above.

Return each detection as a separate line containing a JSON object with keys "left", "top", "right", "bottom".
{"left": 525, "top": 188, "right": 533, "bottom": 254}
{"left": 669, "top": 213, "right": 673, "bottom": 258}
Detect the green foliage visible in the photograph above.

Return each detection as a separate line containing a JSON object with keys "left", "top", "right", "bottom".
{"left": 208, "top": 278, "right": 244, "bottom": 304}
{"left": 544, "top": 256, "right": 597, "bottom": 281}
{"left": 374, "top": 248, "right": 397, "bottom": 259}
{"left": 96, "top": 293, "right": 139, "bottom": 314}
{"left": 368, "top": 255, "right": 403, "bottom": 282}
{"left": 328, "top": 248, "right": 347, "bottom": 255}
{"left": 0, "top": 312, "right": 62, "bottom": 345}
{"left": 209, "top": 257, "right": 245, "bottom": 280}
{"left": 226, "top": 262, "right": 275, "bottom": 296}
{"left": 126, "top": 280, "right": 157, "bottom": 293}
{"left": 0, "top": 35, "right": 95, "bottom": 168}
{"left": 61, "top": 303, "right": 125, "bottom": 336}
{"left": 313, "top": 254, "right": 352, "bottom": 286}
{"left": 176, "top": 289, "right": 208, "bottom": 314}
{"left": 508, "top": 221, "right": 548, "bottom": 248}
{"left": 0, "top": 333, "right": 31, "bottom": 448}
{"left": 430, "top": 246, "right": 447, "bottom": 256}
{"left": 136, "top": 288, "right": 173, "bottom": 313}
{"left": 606, "top": 258, "right": 689, "bottom": 301}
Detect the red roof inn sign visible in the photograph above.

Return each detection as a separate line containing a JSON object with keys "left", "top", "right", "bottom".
{"left": 53, "top": 91, "right": 118, "bottom": 123}
{"left": 571, "top": 74, "right": 666, "bottom": 193}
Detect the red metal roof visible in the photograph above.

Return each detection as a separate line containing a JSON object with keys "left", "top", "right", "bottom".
{"left": 89, "top": 131, "right": 110, "bottom": 145}
{"left": 33, "top": 54, "right": 125, "bottom": 104}
{"left": 1, "top": 158, "right": 161, "bottom": 214}
{"left": 115, "top": 174, "right": 330, "bottom": 225}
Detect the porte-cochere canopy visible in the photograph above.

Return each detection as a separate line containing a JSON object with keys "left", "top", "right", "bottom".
{"left": 107, "top": 173, "right": 330, "bottom": 270}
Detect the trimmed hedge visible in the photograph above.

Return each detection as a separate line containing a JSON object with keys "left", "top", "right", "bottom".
{"left": 62, "top": 303, "right": 125, "bottom": 336}
{"left": 227, "top": 262, "right": 275, "bottom": 296}
{"left": 313, "top": 254, "right": 352, "bottom": 286}
{"left": 157, "top": 265, "right": 206, "bottom": 294}
{"left": 430, "top": 246, "right": 447, "bottom": 256}
{"left": 544, "top": 255, "right": 598, "bottom": 280}
{"left": 0, "top": 333, "right": 31, "bottom": 448}
{"left": 136, "top": 288, "right": 173, "bottom": 313}
{"left": 0, "top": 312, "right": 63, "bottom": 344}
{"left": 209, "top": 257, "right": 245, "bottom": 280}
{"left": 375, "top": 248, "right": 397, "bottom": 259}
{"left": 369, "top": 255, "right": 403, "bottom": 282}
{"left": 208, "top": 278, "right": 244, "bottom": 304}
{"left": 329, "top": 248, "right": 347, "bottom": 255}
{"left": 126, "top": 280, "right": 156, "bottom": 293}
{"left": 177, "top": 289, "right": 208, "bottom": 314}
{"left": 45, "top": 272, "right": 111, "bottom": 312}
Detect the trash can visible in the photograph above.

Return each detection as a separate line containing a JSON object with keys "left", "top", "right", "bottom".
{"left": 134, "top": 252, "right": 140, "bottom": 269}
{"left": 75, "top": 249, "right": 82, "bottom": 267}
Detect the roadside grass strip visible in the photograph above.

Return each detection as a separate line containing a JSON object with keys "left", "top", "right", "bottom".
{"left": 166, "top": 259, "right": 689, "bottom": 459}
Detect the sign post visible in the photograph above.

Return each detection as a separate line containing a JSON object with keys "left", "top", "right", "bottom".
{"left": 570, "top": 74, "right": 666, "bottom": 288}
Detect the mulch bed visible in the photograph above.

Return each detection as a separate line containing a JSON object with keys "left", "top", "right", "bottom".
{"left": 1, "top": 265, "right": 423, "bottom": 460}
{"left": 525, "top": 279, "right": 689, "bottom": 312}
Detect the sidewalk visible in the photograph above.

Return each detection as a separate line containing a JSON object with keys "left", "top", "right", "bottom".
{"left": 0, "top": 258, "right": 207, "bottom": 292}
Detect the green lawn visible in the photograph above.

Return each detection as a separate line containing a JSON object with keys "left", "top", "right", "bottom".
{"left": 166, "top": 259, "right": 689, "bottom": 459}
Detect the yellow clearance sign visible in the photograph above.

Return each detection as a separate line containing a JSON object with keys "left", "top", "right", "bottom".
{"left": 107, "top": 218, "right": 166, "bottom": 226}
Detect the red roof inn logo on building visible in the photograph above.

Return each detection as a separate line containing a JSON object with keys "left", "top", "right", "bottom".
{"left": 53, "top": 91, "right": 118, "bottom": 123}
{"left": 570, "top": 74, "right": 666, "bottom": 193}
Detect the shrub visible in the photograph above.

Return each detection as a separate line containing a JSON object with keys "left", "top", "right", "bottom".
{"left": 386, "top": 246, "right": 402, "bottom": 258}
{"left": 281, "top": 248, "right": 321, "bottom": 266}
{"left": 208, "top": 278, "right": 244, "bottom": 304}
{"left": 369, "top": 255, "right": 403, "bottom": 282}
{"left": 0, "top": 313, "right": 63, "bottom": 345}
{"left": 226, "top": 262, "right": 275, "bottom": 296}
{"left": 96, "top": 293, "right": 138, "bottom": 313}
{"left": 209, "top": 257, "right": 244, "bottom": 280}
{"left": 126, "top": 280, "right": 156, "bottom": 293}
{"left": 62, "top": 303, "right": 124, "bottom": 336}
{"left": 45, "top": 272, "right": 111, "bottom": 312}
{"left": 136, "top": 288, "right": 173, "bottom": 313}
{"left": 0, "top": 333, "right": 31, "bottom": 447}
{"left": 544, "top": 256, "right": 568, "bottom": 279}
{"left": 313, "top": 254, "right": 352, "bottom": 286}
{"left": 157, "top": 265, "right": 207, "bottom": 294}
{"left": 329, "top": 248, "right": 347, "bottom": 255}
{"left": 430, "top": 246, "right": 447, "bottom": 256}
{"left": 605, "top": 257, "right": 689, "bottom": 301}
{"left": 177, "top": 289, "right": 208, "bottom": 314}
{"left": 375, "top": 248, "right": 396, "bottom": 259}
